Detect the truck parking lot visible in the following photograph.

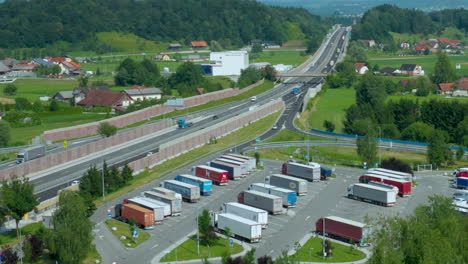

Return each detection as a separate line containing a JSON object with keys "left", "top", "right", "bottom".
{"left": 92, "top": 158, "right": 456, "bottom": 264}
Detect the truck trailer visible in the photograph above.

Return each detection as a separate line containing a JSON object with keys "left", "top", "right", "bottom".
{"left": 120, "top": 203, "right": 155, "bottom": 229}
{"left": 162, "top": 180, "right": 200, "bottom": 203}
{"left": 194, "top": 165, "right": 229, "bottom": 185}
{"left": 238, "top": 190, "right": 283, "bottom": 215}
{"left": 456, "top": 177, "right": 468, "bottom": 189}
{"left": 125, "top": 197, "right": 165, "bottom": 223}
{"left": 152, "top": 187, "right": 178, "bottom": 198}
{"left": 175, "top": 174, "right": 213, "bottom": 196}
{"left": 143, "top": 191, "right": 182, "bottom": 215}
{"left": 220, "top": 155, "right": 253, "bottom": 171}
{"left": 213, "top": 213, "right": 262, "bottom": 242}
{"left": 368, "top": 168, "right": 412, "bottom": 181}
{"left": 453, "top": 190, "right": 468, "bottom": 202}
{"left": 17, "top": 145, "right": 47, "bottom": 164}
{"left": 316, "top": 216, "right": 369, "bottom": 244}
{"left": 216, "top": 158, "right": 248, "bottom": 176}
{"left": 210, "top": 160, "right": 242, "bottom": 180}
{"left": 347, "top": 183, "right": 396, "bottom": 207}
{"left": 223, "top": 202, "right": 268, "bottom": 228}
{"left": 249, "top": 183, "right": 297, "bottom": 207}
{"left": 367, "top": 181, "right": 399, "bottom": 196}
{"left": 225, "top": 154, "right": 256, "bottom": 170}
{"left": 359, "top": 173, "right": 412, "bottom": 196}
{"left": 139, "top": 197, "right": 171, "bottom": 217}
{"left": 282, "top": 161, "right": 320, "bottom": 182}
{"left": 269, "top": 174, "right": 308, "bottom": 196}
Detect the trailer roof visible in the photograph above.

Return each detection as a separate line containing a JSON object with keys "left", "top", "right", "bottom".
{"left": 271, "top": 174, "right": 308, "bottom": 183}
{"left": 128, "top": 197, "right": 164, "bottom": 209}
{"left": 251, "top": 183, "right": 295, "bottom": 193}
{"left": 164, "top": 179, "right": 200, "bottom": 189}
{"left": 197, "top": 165, "right": 229, "bottom": 173}
{"left": 369, "top": 168, "right": 412, "bottom": 177}
{"left": 367, "top": 181, "right": 398, "bottom": 190}
{"left": 211, "top": 160, "right": 241, "bottom": 168}
{"left": 153, "top": 187, "right": 176, "bottom": 194}
{"left": 225, "top": 154, "right": 254, "bottom": 161}
{"left": 326, "top": 216, "right": 366, "bottom": 228}
{"left": 363, "top": 173, "right": 410, "bottom": 183}
{"left": 177, "top": 174, "right": 211, "bottom": 183}
{"left": 355, "top": 183, "right": 393, "bottom": 192}
{"left": 289, "top": 162, "right": 319, "bottom": 169}
{"left": 245, "top": 190, "right": 282, "bottom": 199}
{"left": 217, "top": 158, "right": 245, "bottom": 166}
{"left": 138, "top": 197, "right": 170, "bottom": 207}
{"left": 144, "top": 191, "right": 179, "bottom": 200}
{"left": 123, "top": 203, "right": 153, "bottom": 213}
{"left": 225, "top": 202, "right": 268, "bottom": 213}
{"left": 219, "top": 213, "right": 261, "bottom": 226}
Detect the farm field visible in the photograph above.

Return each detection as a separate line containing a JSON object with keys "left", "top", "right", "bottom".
{"left": 251, "top": 50, "right": 308, "bottom": 66}
{"left": 0, "top": 79, "right": 79, "bottom": 101}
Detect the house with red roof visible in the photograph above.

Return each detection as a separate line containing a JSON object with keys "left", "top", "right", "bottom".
{"left": 77, "top": 90, "right": 133, "bottom": 109}
{"left": 190, "top": 41, "right": 209, "bottom": 50}
{"left": 12, "top": 64, "right": 39, "bottom": 72}
{"left": 59, "top": 61, "right": 82, "bottom": 75}
{"left": 354, "top": 63, "right": 368, "bottom": 74}
{"left": 453, "top": 78, "right": 468, "bottom": 97}
{"left": 438, "top": 83, "right": 456, "bottom": 95}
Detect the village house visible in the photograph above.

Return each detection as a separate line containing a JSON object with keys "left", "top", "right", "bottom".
{"left": 59, "top": 61, "right": 82, "bottom": 75}
{"left": 354, "top": 63, "right": 368, "bottom": 74}
{"left": 399, "top": 64, "right": 424, "bottom": 76}
{"left": 168, "top": 44, "right": 182, "bottom": 51}
{"left": 190, "top": 41, "right": 209, "bottom": 50}
{"left": 438, "top": 83, "right": 456, "bottom": 95}
{"left": 12, "top": 64, "right": 38, "bottom": 72}
{"left": 378, "top": 67, "right": 397, "bottom": 76}
{"left": 124, "top": 86, "right": 163, "bottom": 101}
{"left": 52, "top": 91, "right": 74, "bottom": 103}
{"left": 400, "top": 42, "right": 410, "bottom": 49}
{"left": 0, "top": 62, "right": 10, "bottom": 75}
{"left": 453, "top": 78, "right": 468, "bottom": 97}
{"left": 154, "top": 54, "right": 171, "bottom": 61}
{"left": 77, "top": 90, "right": 133, "bottom": 109}
{"left": 73, "top": 86, "right": 110, "bottom": 103}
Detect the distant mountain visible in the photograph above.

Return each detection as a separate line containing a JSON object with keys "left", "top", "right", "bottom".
{"left": 257, "top": 0, "right": 467, "bottom": 15}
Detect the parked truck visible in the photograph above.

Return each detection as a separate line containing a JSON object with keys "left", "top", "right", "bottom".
{"left": 315, "top": 216, "right": 369, "bottom": 244}
{"left": 347, "top": 183, "right": 396, "bottom": 207}
{"left": 216, "top": 158, "right": 248, "bottom": 176}
{"left": 152, "top": 187, "right": 178, "bottom": 198}
{"left": 359, "top": 173, "right": 412, "bottom": 196}
{"left": 223, "top": 202, "right": 269, "bottom": 228}
{"left": 213, "top": 213, "right": 262, "bottom": 242}
{"left": 320, "top": 166, "right": 332, "bottom": 180}
{"left": 292, "top": 87, "right": 301, "bottom": 95}
{"left": 238, "top": 190, "right": 283, "bottom": 215}
{"left": 210, "top": 160, "right": 242, "bottom": 180}
{"left": 162, "top": 180, "right": 200, "bottom": 203}
{"left": 221, "top": 155, "right": 254, "bottom": 171}
{"left": 125, "top": 197, "right": 165, "bottom": 223}
{"left": 120, "top": 203, "right": 155, "bottom": 229}
{"left": 456, "top": 177, "right": 468, "bottom": 189}
{"left": 16, "top": 145, "right": 47, "bottom": 164}
{"left": 139, "top": 197, "right": 171, "bottom": 217}
{"left": 282, "top": 161, "right": 320, "bottom": 182}
{"left": 194, "top": 165, "right": 229, "bottom": 185}
{"left": 453, "top": 190, "right": 468, "bottom": 202}
{"left": 368, "top": 168, "right": 412, "bottom": 181}
{"left": 175, "top": 174, "right": 213, "bottom": 196}
{"left": 224, "top": 154, "right": 256, "bottom": 171}
{"left": 249, "top": 183, "right": 297, "bottom": 207}
{"left": 269, "top": 174, "right": 308, "bottom": 196}
{"left": 454, "top": 168, "right": 468, "bottom": 178}
{"left": 143, "top": 191, "right": 182, "bottom": 216}
{"left": 177, "top": 118, "right": 193, "bottom": 129}
{"left": 367, "top": 181, "right": 399, "bottom": 196}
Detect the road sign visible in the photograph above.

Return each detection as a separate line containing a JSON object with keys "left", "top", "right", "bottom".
{"left": 229, "top": 239, "right": 234, "bottom": 247}
{"left": 133, "top": 230, "right": 139, "bottom": 238}
{"left": 107, "top": 213, "right": 112, "bottom": 219}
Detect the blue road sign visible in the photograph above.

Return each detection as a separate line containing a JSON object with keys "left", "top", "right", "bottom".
{"left": 229, "top": 239, "right": 234, "bottom": 247}
{"left": 133, "top": 230, "right": 139, "bottom": 237}
{"left": 305, "top": 155, "right": 310, "bottom": 160}
{"left": 107, "top": 213, "right": 112, "bottom": 218}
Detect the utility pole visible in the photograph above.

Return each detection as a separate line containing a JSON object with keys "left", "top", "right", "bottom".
{"left": 378, "top": 126, "right": 381, "bottom": 166}
{"left": 196, "top": 215, "right": 200, "bottom": 256}
{"left": 322, "top": 217, "right": 326, "bottom": 259}
{"left": 102, "top": 165, "right": 105, "bottom": 201}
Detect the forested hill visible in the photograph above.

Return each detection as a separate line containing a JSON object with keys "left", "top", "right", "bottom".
{"left": 0, "top": 0, "right": 327, "bottom": 49}
{"left": 352, "top": 5, "right": 468, "bottom": 43}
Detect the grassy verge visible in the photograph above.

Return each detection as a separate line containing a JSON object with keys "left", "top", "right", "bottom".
{"left": 95, "top": 111, "right": 280, "bottom": 206}
{"left": 0, "top": 79, "right": 79, "bottom": 101}
{"left": 160, "top": 235, "right": 243, "bottom": 262}
{"left": 264, "top": 129, "right": 322, "bottom": 143}
{"left": 250, "top": 50, "right": 308, "bottom": 66}
{"left": 105, "top": 219, "right": 150, "bottom": 248}
{"left": 289, "top": 237, "right": 366, "bottom": 263}
{"left": 0, "top": 222, "right": 45, "bottom": 247}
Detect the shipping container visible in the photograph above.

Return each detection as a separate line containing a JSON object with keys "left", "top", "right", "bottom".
{"left": 121, "top": 203, "right": 155, "bottom": 229}
{"left": 210, "top": 161, "right": 242, "bottom": 180}
{"left": 359, "top": 173, "right": 412, "bottom": 196}
{"left": 238, "top": 190, "right": 283, "bottom": 215}
{"left": 456, "top": 177, "right": 468, "bottom": 189}
{"left": 316, "top": 216, "right": 369, "bottom": 244}
{"left": 126, "top": 197, "right": 165, "bottom": 223}
{"left": 162, "top": 180, "right": 200, "bottom": 203}
{"left": 221, "top": 155, "right": 254, "bottom": 171}
{"left": 216, "top": 158, "right": 249, "bottom": 176}
{"left": 223, "top": 202, "right": 268, "bottom": 228}
{"left": 224, "top": 154, "right": 256, "bottom": 170}
{"left": 282, "top": 162, "right": 320, "bottom": 182}
{"left": 249, "top": 183, "right": 297, "bottom": 207}
{"left": 269, "top": 174, "right": 308, "bottom": 196}
{"left": 143, "top": 191, "right": 182, "bottom": 215}
{"left": 214, "top": 213, "right": 262, "bottom": 242}
{"left": 152, "top": 187, "right": 178, "bottom": 198}
{"left": 347, "top": 183, "right": 396, "bottom": 207}
{"left": 368, "top": 168, "right": 412, "bottom": 181}
{"left": 194, "top": 165, "right": 229, "bottom": 185}
{"left": 175, "top": 174, "right": 213, "bottom": 196}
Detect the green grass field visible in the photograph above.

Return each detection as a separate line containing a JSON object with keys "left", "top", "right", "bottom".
{"left": 0, "top": 222, "right": 45, "bottom": 247}
{"left": 160, "top": 235, "right": 243, "bottom": 262}
{"left": 105, "top": 219, "right": 150, "bottom": 248}
{"left": 251, "top": 50, "right": 308, "bottom": 66}
{"left": 0, "top": 79, "right": 79, "bottom": 101}
{"left": 289, "top": 237, "right": 366, "bottom": 263}
{"left": 264, "top": 129, "right": 322, "bottom": 143}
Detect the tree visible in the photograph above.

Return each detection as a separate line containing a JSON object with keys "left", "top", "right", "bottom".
{"left": 96, "top": 67, "right": 101, "bottom": 76}
{"left": 356, "top": 130, "right": 378, "bottom": 166}
{"left": 347, "top": 41, "right": 367, "bottom": 62}
{"left": 78, "top": 76, "right": 89, "bottom": 87}
{"left": 3, "top": 84, "right": 17, "bottom": 96}
{"left": 456, "top": 146, "right": 464, "bottom": 161}
{"left": 198, "top": 209, "right": 217, "bottom": 246}
{"left": 401, "top": 122, "right": 433, "bottom": 142}
{"left": 32, "top": 101, "right": 43, "bottom": 113}
{"left": 47, "top": 191, "right": 94, "bottom": 264}
{"left": 49, "top": 100, "right": 60, "bottom": 112}
{"left": 251, "top": 44, "right": 263, "bottom": 54}
{"left": 24, "top": 235, "right": 44, "bottom": 263}
{"left": 0, "top": 247, "right": 19, "bottom": 264}
{"left": 242, "top": 248, "right": 256, "bottom": 264}
{"left": 121, "top": 164, "right": 133, "bottom": 185}
{"left": 381, "top": 123, "right": 400, "bottom": 139}
{"left": 210, "top": 40, "right": 223, "bottom": 52}
{"left": 414, "top": 76, "right": 433, "bottom": 97}
{"left": 381, "top": 158, "right": 413, "bottom": 175}
{"left": 0, "top": 120, "right": 11, "bottom": 147}
{"left": 431, "top": 53, "right": 457, "bottom": 84}
{"left": 237, "top": 68, "right": 263, "bottom": 88}
{"left": 0, "top": 177, "right": 39, "bottom": 241}
{"left": 427, "top": 129, "right": 452, "bottom": 167}
{"left": 15, "top": 97, "right": 32, "bottom": 111}
{"left": 79, "top": 166, "right": 102, "bottom": 198}
{"left": 263, "top": 65, "right": 276, "bottom": 82}
{"left": 254, "top": 152, "right": 261, "bottom": 166}
{"left": 323, "top": 120, "right": 335, "bottom": 132}
{"left": 257, "top": 255, "right": 274, "bottom": 264}
{"left": 355, "top": 74, "right": 387, "bottom": 107}
{"left": 97, "top": 122, "right": 117, "bottom": 137}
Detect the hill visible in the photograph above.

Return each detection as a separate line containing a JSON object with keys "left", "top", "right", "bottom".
{"left": 0, "top": 0, "right": 327, "bottom": 50}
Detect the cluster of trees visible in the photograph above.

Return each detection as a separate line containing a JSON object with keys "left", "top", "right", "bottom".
{"left": 0, "top": 0, "right": 326, "bottom": 50}
{"left": 36, "top": 65, "right": 61, "bottom": 76}
{"left": 237, "top": 66, "right": 275, "bottom": 88}
{"left": 367, "top": 195, "right": 468, "bottom": 263}
{"left": 352, "top": 4, "right": 468, "bottom": 43}
{"left": 115, "top": 58, "right": 160, "bottom": 86}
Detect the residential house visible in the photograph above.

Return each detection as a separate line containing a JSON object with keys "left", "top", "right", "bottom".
{"left": 52, "top": 91, "right": 74, "bottom": 102}
{"left": 73, "top": 86, "right": 110, "bottom": 103}
{"left": 438, "top": 83, "right": 455, "bottom": 95}
{"left": 32, "top": 58, "right": 55, "bottom": 67}
{"left": 168, "top": 44, "right": 182, "bottom": 51}
{"left": 400, "top": 42, "right": 410, "bottom": 49}
{"left": 190, "top": 41, "right": 209, "bottom": 50}
{"left": 354, "top": 63, "right": 368, "bottom": 74}
{"left": 1, "top": 58, "right": 18, "bottom": 69}
{"left": 77, "top": 91, "right": 133, "bottom": 109}
{"left": 379, "top": 67, "right": 397, "bottom": 76}
{"left": 453, "top": 78, "right": 468, "bottom": 96}
{"left": 360, "top": 40, "right": 376, "bottom": 48}
{"left": 154, "top": 54, "right": 171, "bottom": 61}
{"left": 59, "top": 61, "right": 82, "bottom": 75}
{"left": 0, "top": 62, "right": 10, "bottom": 75}
{"left": 48, "top": 57, "right": 72, "bottom": 63}
{"left": 439, "top": 38, "right": 461, "bottom": 47}
{"left": 12, "top": 64, "right": 38, "bottom": 72}
{"left": 399, "top": 64, "right": 424, "bottom": 76}
{"left": 124, "top": 87, "right": 163, "bottom": 101}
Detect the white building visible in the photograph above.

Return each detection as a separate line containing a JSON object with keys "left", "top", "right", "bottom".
{"left": 124, "top": 87, "right": 163, "bottom": 101}
{"left": 210, "top": 51, "right": 249, "bottom": 76}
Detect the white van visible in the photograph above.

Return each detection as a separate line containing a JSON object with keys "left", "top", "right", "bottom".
{"left": 250, "top": 96, "right": 257, "bottom": 102}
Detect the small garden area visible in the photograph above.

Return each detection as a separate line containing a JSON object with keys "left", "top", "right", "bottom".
{"left": 105, "top": 219, "right": 150, "bottom": 248}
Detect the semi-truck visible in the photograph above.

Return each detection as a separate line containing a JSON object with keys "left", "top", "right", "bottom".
{"left": 223, "top": 202, "right": 268, "bottom": 228}
{"left": 119, "top": 203, "right": 155, "bottom": 229}
{"left": 320, "top": 166, "right": 332, "bottom": 180}
{"left": 162, "top": 180, "right": 200, "bottom": 203}
{"left": 139, "top": 197, "right": 171, "bottom": 217}
{"left": 216, "top": 158, "right": 248, "bottom": 176}
{"left": 212, "top": 213, "right": 262, "bottom": 242}
{"left": 152, "top": 187, "right": 178, "bottom": 198}
{"left": 16, "top": 145, "right": 47, "bottom": 164}
{"left": 249, "top": 183, "right": 297, "bottom": 208}
{"left": 359, "top": 173, "right": 412, "bottom": 196}
{"left": 210, "top": 160, "right": 242, "bottom": 180}
{"left": 368, "top": 168, "right": 412, "bottom": 181}
{"left": 220, "top": 155, "right": 254, "bottom": 171}
{"left": 143, "top": 191, "right": 182, "bottom": 215}
{"left": 367, "top": 181, "right": 399, "bottom": 196}
{"left": 269, "top": 174, "right": 308, "bottom": 196}
{"left": 224, "top": 154, "right": 256, "bottom": 171}
{"left": 238, "top": 190, "right": 283, "bottom": 215}
{"left": 194, "top": 165, "right": 229, "bottom": 185}
{"left": 125, "top": 197, "right": 165, "bottom": 223}
{"left": 177, "top": 118, "right": 193, "bottom": 129}
{"left": 175, "top": 174, "right": 213, "bottom": 196}
{"left": 453, "top": 190, "right": 468, "bottom": 202}
{"left": 292, "top": 87, "right": 301, "bottom": 95}
{"left": 454, "top": 168, "right": 468, "bottom": 178}
{"left": 315, "top": 216, "right": 369, "bottom": 244}
{"left": 347, "top": 183, "right": 396, "bottom": 207}
{"left": 282, "top": 161, "right": 320, "bottom": 182}
{"left": 456, "top": 177, "right": 468, "bottom": 189}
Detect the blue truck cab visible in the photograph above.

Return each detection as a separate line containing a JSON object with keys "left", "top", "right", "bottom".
{"left": 177, "top": 119, "right": 193, "bottom": 129}
{"left": 292, "top": 88, "right": 301, "bottom": 95}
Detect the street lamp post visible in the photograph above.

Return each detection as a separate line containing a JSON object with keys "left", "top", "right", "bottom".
{"left": 378, "top": 126, "right": 382, "bottom": 166}
{"left": 196, "top": 215, "right": 200, "bottom": 256}
{"left": 102, "top": 165, "right": 105, "bottom": 201}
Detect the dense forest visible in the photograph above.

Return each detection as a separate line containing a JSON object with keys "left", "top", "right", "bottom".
{"left": 352, "top": 5, "right": 468, "bottom": 42}
{"left": 0, "top": 0, "right": 327, "bottom": 49}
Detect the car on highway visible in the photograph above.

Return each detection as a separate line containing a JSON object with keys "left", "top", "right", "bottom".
{"left": 250, "top": 96, "right": 257, "bottom": 102}
{"left": 272, "top": 126, "right": 278, "bottom": 130}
